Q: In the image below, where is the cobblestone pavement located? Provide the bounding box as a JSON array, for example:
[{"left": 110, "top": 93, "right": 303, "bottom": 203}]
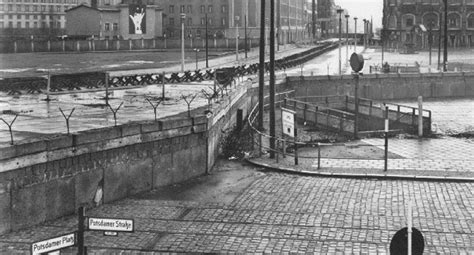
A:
[{"left": 0, "top": 171, "right": 472, "bottom": 253}]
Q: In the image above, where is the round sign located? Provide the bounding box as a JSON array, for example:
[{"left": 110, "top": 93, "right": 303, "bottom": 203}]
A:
[
  {"left": 350, "top": 53, "right": 364, "bottom": 73},
  {"left": 390, "top": 227, "right": 425, "bottom": 255}
]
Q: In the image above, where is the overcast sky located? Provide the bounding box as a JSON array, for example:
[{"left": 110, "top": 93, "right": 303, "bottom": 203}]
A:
[{"left": 334, "top": 0, "right": 383, "bottom": 31}]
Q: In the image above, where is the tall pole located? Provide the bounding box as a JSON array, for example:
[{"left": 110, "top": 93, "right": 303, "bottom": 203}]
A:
[
  {"left": 443, "top": 0, "right": 448, "bottom": 72},
  {"left": 269, "top": 0, "right": 276, "bottom": 159},
  {"left": 354, "top": 17, "right": 358, "bottom": 51},
  {"left": 258, "top": 0, "right": 265, "bottom": 132},
  {"left": 236, "top": 16, "right": 239, "bottom": 64},
  {"left": 429, "top": 24, "right": 432, "bottom": 66},
  {"left": 181, "top": 13, "right": 185, "bottom": 72},
  {"left": 245, "top": 14, "right": 248, "bottom": 58},
  {"left": 337, "top": 9, "right": 343, "bottom": 75},
  {"left": 438, "top": 7, "right": 442, "bottom": 70},
  {"left": 312, "top": 0, "right": 316, "bottom": 42},
  {"left": 345, "top": 14, "right": 350, "bottom": 66},
  {"left": 205, "top": 13, "right": 209, "bottom": 68}
]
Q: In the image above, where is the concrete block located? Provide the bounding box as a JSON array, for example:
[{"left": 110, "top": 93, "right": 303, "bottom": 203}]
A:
[
  {"left": 191, "top": 124, "right": 207, "bottom": 134},
  {"left": 0, "top": 146, "right": 15, "bottom": 161},
  {"left": 193, "top": 115, "right": 208, "bottom": 125},
  {"left": 121, "top": 122, "right": 142, "bottom": 137},
  {"left": 14, "top": 139, "right": 47, "bottom": 157},
  {"left": 0, "top": 181, "right": 11, "bottom": 234},
  {"left": 160, "top": 117, "right": 193, "bottom": 130},
  {"left": 46, "top": 135, "right": 73, "bottom": 151},
  {"left": 74, "top": 127, "right": 121, "bottom": 146},
  {"left": 74, "top": 165, "right": 103, "bottom": 209},
  {"left": 140, "top": 121, "right": 162, "bottom": 133},
  {"left": 44, "top": 177, "right": 75, "bottom": 221},
  {"left": 11, "top": 183, "right": 46, "bottom": 231}
]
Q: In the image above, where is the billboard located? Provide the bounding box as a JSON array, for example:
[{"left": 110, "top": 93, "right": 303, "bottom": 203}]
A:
[{"left": 129, "top": 4, "right": 146, "bottom": 34}]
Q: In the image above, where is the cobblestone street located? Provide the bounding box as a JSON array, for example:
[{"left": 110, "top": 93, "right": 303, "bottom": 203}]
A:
[{"left": 0, "top": 163, "right": 472, "bottom": 253}]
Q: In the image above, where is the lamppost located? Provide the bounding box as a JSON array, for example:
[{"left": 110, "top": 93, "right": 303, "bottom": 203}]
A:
[
  {"left": 163, "top": 33, "right": 167, "bottom": 49},
  {"left": 428, "top": 22, "right": 433, "bottom": 66},
  {"left": 205, "top": 13, "right": 209, "bottom": 68},
  {"left": 235, "top": 15, "right": 240, "bottom": 64},
  {"left": 354, "top": 17, "right": 358, "bottom": 51},
  {"left": 443, "top": 0, "right": 448, "bottom": 72},
  {"left": 362, "top": 19, "right": 367, "bottom": 49},
  {"left": 337, "top": 9, "right": 344, "bottom": 75},
  {"left": 345, "top": 14, "right": 350, "bottom": 65},
  {"left": 193, "top": 48, "right": 200, "bottom": 70},
  {"left": 180, "top": 13, "right": 186, "bottom": 72}
]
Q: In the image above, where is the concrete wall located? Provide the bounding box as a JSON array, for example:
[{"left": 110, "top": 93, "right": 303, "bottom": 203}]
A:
[
  {"left": 287, "top": 72, "right": 474, "bottom": 100},
  {"left": 0, "top": 80, "right": 255, "bottom": 234}
]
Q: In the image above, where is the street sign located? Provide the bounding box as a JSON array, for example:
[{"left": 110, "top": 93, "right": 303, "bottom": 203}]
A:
[
  {"left": 88, "top": 217, "right": 134, "bottom": 233},
  {"left": 31, "top": 232, "right": 76, "bottom": 255},
  {"left": 350, "top": 53, "right": 364, "bottom": 72},
  {"left": 390, "top": 227, "right": 424, "bottom": 255},
  {"left": 282, "top": 108, "right": 296, "bottom": 138}
]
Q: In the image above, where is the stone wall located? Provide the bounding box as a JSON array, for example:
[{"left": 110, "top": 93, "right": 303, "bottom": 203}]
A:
[
  {"left": 287, "top": 72, "right": 474, "bottom": 100},
  {"left": 0, "top": 80, "right": 254, "bottom": 234}
]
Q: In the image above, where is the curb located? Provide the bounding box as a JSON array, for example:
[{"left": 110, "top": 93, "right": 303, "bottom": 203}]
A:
[{"left": 246, "top": 159, "right": 474, "bottom": 183}]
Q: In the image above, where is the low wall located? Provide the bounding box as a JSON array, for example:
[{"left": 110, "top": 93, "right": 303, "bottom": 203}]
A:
[
  {"left": 288, "top": 72, "right": 474, "bottom": 100},
  {"left": 0, "top": 80, "right": 255, "bottom": 234}
]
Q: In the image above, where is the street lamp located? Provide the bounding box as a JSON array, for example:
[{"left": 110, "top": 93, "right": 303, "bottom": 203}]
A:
[
  {"left": 362, "top": 19, "right": 367, "bottom": 49},
  {"left": 205, "top": 13, "right": 209, "bottom": 68},
  {"left": 428, "top": 22, "right": 433, "bottom": 66},
  {"left": 235, "top": 16, "right": 240, "bottom": 64},
  {"left": 193, "top": 48, "right": 200, "bottom": 70},
  {"left": 443, "top": 0, "right": 448, "bottom": 72},
  {"left": 354, "top": 17, "right": 358, "bottom": 51},
  {"left": 180, "top": 13, "right": 186, "bottom": 72},
  {"left": 345, "top": 14, "right": 350, "bottom": 65},
  {"left": 337, "top": 9, "right": 344, "bottom": 75}
]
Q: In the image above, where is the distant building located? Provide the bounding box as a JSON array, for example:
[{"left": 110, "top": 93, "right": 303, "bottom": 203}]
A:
[
  {"left": 0, "top": 0, "right": 91, "bottom": 40},
  {"left": 65, "top": 3, "right": 163, "bottom": 39},
  {"left": 383, "top": 0, "right": 474, "bottom": 48}
]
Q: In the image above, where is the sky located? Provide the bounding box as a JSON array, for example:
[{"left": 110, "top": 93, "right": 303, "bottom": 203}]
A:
[{"left": 334, "top": 0, "right": 383, "bottom": 32}]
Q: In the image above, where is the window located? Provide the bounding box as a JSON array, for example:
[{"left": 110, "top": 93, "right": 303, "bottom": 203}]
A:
[
  {"left": 105, "top": 22, "right": 109, "bottom": 31},
  {"left": 221, "top": 18, "right": 226, "bottom": 26},
  {"left": 200, "top": 5, "right": 204, "bottom": 13},
  {"left": 169, "top": 17, "right": 174, "bottom": 25},
  {"left": 0, "top": 14, "right": 3, "bottom": 19},
  {"left": 33, "top": 5, "right": 38, "bottom": 11},
  {"left": 169, "top": 5, "right": 174, "bottom": 13},
  {"left": 33, "top": 21, "right": 37, "bottom": 27},
  {"left": 7, "top": 4, "right": 12, "bottom": 11},
  {"left": 8, "top": 21, "right": 12, "bottom": 27},
  {"left": 25, "top": 5, "right": 29, "bottom": 11},
  {"left": 467, "top": 0, "right": 474, "bottom": 5},
  {"left": 208, "top": 5, "right": 213, "bottom": 13},
  {"left": 41, "top": 5, "right": 45, "bottom": 11},
  {"left": 187, "top": 5, "right": 191, "bottom": 13},
  {"left": 104, "top": 0, "right": 110, "bottom": 5},
  {"left": 200, "top": 17, "right": 205, "bottom": 25},
  {"left": 33, "top": 14, "right": 37, "bottom": 19},
  {"left": 221, "top": 5, "right": 227, "bottom": 13},
  {"left": 0, "top": 5, "right": 3, "bottom": 11},
  {"left": 406, "top": 18, "right": 413, "bottom": 27},
  {"left": 16, "top": 4, "right": 20, "bottom": 11},
  {"left": 388, "top": 0, "right": 397, "bottom": 5},
  {"left": 180, "top": 5, "right": 184, "bottom": 13},
  {"left": 56, "top": 5, "right": 60, "bottom": 12},
  {"left": 25, "top": 21, "right": 29, "bottom": 28},
  {"left": 17, "top": 21, "right": 21, "bottom": 28},
  {"left": 113, "top": 23, "right": 117, "bottom": 31},
  {"left": 186, "top": 17, "right": 192, "bottom": 26},
  {"left": 0, "top": 22, "right": 3, "bottom": 28},
  {"left": 208, "top": 18, "right": 212, "bottom": 25},
  {"left": 17, "top": 14, "right": 21, "bottom": 19}
]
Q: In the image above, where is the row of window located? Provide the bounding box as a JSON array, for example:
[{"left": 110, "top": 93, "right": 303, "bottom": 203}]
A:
[
  {"left": 167, "top": 17, "right": 227, "bottom": 27},
  {"left": 1, "top": 4, "right": 69, "bottom": 12},
  {"left": 169, "top": 4, "right": 227, "bottom": 14},
  {"left": 104, "top": 22, "right": 118, "bottom": 31},
  {"left": 387, "top": 13, "right": 474, "bottom": 28},
  {"left": 0, "top": 14, "right": 63, "bottom": 20},
  {"left": 388, "top": 0, "right": 474, "bottom": 5},
  {"left": 0, "top": 0, "right": 78, "bottom": 3},
  {"left": 0, "top": 20, "right": 62, "bottom": 28}
]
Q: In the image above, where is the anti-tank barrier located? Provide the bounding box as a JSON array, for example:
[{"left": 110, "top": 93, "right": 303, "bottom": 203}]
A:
[{"left": 0, "top": 42, "right": 337, "bottom": 95}]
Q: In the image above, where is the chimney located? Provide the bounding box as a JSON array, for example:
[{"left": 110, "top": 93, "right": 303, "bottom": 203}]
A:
[{"left": 91, "top": 0, "right": 97, "bottom": 9}]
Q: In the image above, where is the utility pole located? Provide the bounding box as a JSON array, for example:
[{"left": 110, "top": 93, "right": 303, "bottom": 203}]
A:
[
  {"left": 345, "top": 14, "right": 350, "bottom": 65},
  {"left": 443, "top": 0, "right": 448, "bottom": 72},
  {"left": 269, "top": 0, "right": 276, "bottom": 158},
  {"left": 438, "top": 6, "right": 442, "bottom": 70},
  {"left": 354, "top": 17, "right": 358, "bottom": 51},
  {"left": 337, "top": 9, "right": 343, "bottom": 75},
  {"left": 205, "top": 13, "right": 209, "bottom": 68},
  {"left": 258, "top": 0, "right": 265, "bottom": 132}
]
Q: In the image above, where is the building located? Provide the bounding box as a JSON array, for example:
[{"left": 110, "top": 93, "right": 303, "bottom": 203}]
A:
[
  {"left": 383, "top": 0, "right": 474, "bottom": 49},
  {"left": 0, "top": 0, "right": 91, "bottom": 41},
  {"left": 65, "top": 2, "right": 163, "bottom": 39},
  {"left": 317, "top": 0, "right": 336, "bottom": 38}
]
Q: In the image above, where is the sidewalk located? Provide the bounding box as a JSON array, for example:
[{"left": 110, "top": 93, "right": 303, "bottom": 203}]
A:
[{"left": 248, "top": 136, "right": 474, "bottom": 182}]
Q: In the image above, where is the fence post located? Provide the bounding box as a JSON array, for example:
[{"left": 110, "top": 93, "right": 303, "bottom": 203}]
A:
[
  {"left": 116, "top": 40, "right": 120, "bottom": 51},
  {"left": 258, "top": 133, "right": 262, "bottom": 157},
  {"left": 62, "top": 40, "right": 65, "bottom": 52},
  {"left": 303, "top": 104, "right": 307, "bottom": 123},
  {"left": 105, "top": 72, "right": 109, "bottom": 106},
  {"left": 46, "top": 71, "right": 51, "bottom": 101},
  {"left": 76, "top": 41, "right": 80, "bottom": 51},
  {"left": 294, "top": 128, "right": 298, "bottom": 165},
  {"left": 129, "top": 39, "right": 132, "bottom": 51},
  {"left": 275, "top": 140, "right": 279, "bottom": 163},
  {"left": 48, "top": 40, "right": 51, "bottom": 51},
  {"left": 13, "top": 41, "right": 17, "bottom": 53},
  {"left": 31, "top": 40, "right": 35, "bottom": 52},
  {"left": 317, "top": 143, "right": 321, "bottom": 169},
  {"left": 384, "top": 106, "right": 389, "bottom": 172},
  {"left": 77, "top": 206, "right": 86, "bottom": 255},
  {"left": 162, "top": 72, "right": 166, "bottom": 102},
  {"left": 418, "top": 96, "right": 423, "bottom": 137},
  {"left": 315, "top": 106, "right": 318, "bottom": 125}
]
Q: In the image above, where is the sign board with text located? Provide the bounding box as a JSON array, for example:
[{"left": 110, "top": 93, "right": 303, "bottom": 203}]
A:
[
  {"left": 88, "top": 217, "right": 134, "bottom": 233},
  {"left": 282, "top": 108, "right": 296, "bottom": 138},
  {"left": 31, "top": 232, "right": 76, "bottom": 255}
]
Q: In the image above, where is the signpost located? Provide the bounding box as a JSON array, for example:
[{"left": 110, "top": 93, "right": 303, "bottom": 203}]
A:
[
  {"left": 88, "top": 217, "right": 134, "bottom": 236},
  {"left": 350, "top": 53, "right": 364, "bottom": 139},
  {"left": 281, "top": 108, "right": 298, "bottom": 165},
  {"left": 31, "top": 232, "right": 76, "bottom": 255}
]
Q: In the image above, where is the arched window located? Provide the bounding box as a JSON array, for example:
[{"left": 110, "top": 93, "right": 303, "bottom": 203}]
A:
[
  {"left": 388, "top": 15, "right": 397, "bottom": 29},
  {"left": 423, "top": 12, "right": 438, "bottom": 29},
  {"left": 447, "top": 12, "right": 461, "bottom": 29},
  {"left": 468, "top": 13, "right": 474, "bottom": 28},
  {"left": 401, "top": 14, "right": 415, "bottom": 29}
]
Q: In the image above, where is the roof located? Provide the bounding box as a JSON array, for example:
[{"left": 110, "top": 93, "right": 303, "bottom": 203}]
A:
[{"left": 65, "top": 4, "right": 120, "bottom": 13}]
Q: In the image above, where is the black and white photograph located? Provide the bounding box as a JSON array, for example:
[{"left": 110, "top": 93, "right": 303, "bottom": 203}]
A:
[{"left": 0, "top": 0, "right": 472, "bottom": 253}]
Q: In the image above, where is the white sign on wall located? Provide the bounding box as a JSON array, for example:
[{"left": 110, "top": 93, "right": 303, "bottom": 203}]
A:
[
  {"left": 282, "top": 108, "right": 296, "bottom": 138},
  {"left": 88, "top": 217, "right": 134, "bottom": 232},
  {"left": 31, "top": 232, "right": 76, "bottom": 255}
]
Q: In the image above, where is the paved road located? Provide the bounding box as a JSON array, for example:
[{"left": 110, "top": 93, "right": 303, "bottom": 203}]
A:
[{"left": 0, "top": 161, "right": 471, "bottom": 253}]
